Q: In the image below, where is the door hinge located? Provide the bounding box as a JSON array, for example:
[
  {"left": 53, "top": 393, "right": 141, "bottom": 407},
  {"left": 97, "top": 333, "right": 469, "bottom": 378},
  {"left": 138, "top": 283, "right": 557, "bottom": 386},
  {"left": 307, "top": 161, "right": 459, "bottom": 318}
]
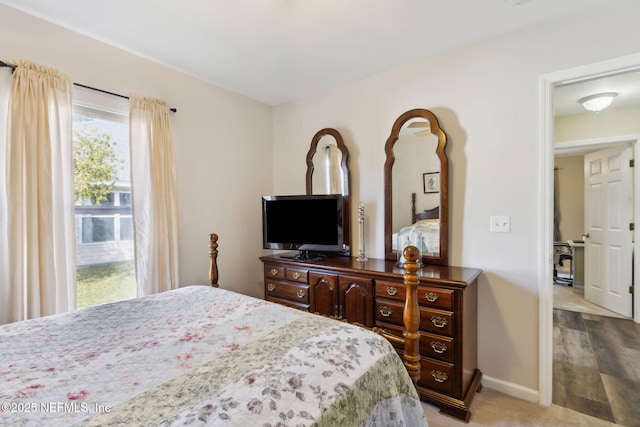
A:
[
  {"left": 630, "top": 286, "right": 634, "bottom": 294},
  {"left": 630, "top": 223, "right": 635, "bottom": 231},
  {"left": 630, "top": 159, "right": 635, "bottom": 167}
]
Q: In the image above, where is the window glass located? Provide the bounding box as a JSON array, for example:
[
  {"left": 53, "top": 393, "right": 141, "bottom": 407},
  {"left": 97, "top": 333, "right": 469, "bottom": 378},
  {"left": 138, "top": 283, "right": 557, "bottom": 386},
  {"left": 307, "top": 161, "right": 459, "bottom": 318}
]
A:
[
  {"left": 82, "top": 216, "right": 115, "bottom": 243},
  {"left": 73, "top": 89, "right": 136, "bottom": 309},
  {"left": 119, "top": 192, "right": 131, "bottom": 206},
  {"left": 104, "top": 192, "right": 115, "bottom": 206},
  {"left": 120, "top": 216, "right": 133, "bottom": 241}
]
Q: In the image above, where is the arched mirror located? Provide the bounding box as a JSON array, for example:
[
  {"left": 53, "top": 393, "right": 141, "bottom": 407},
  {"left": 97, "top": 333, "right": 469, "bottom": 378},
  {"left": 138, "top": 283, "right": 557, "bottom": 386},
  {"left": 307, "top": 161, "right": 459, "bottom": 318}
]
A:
[
  {"left": 306, "top": 128, "right": 351, "bottom": 254},
  {"left": 384, "top": 109, "right": 448, "bottom": 265}
]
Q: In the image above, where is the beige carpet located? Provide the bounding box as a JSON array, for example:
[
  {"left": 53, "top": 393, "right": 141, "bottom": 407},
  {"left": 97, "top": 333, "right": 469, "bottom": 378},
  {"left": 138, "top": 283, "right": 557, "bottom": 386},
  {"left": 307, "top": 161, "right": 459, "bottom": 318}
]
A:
[{"left": 421, "top": 388, "right": 620, "bottom": 426}]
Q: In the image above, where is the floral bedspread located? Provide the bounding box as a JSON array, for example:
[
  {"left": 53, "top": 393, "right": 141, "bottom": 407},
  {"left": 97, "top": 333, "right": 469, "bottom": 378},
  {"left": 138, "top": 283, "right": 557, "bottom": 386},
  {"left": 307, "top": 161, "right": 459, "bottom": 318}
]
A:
[{"left": 0, "top": 286, "right": 427, "bottom": 426}]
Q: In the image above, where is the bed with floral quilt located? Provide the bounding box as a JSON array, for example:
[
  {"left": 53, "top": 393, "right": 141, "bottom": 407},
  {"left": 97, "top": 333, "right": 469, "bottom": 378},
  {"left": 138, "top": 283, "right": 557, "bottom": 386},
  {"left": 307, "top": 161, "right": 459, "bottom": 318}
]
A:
[{"left": 0, "top": 284, "right": 427, "bottom": 426}]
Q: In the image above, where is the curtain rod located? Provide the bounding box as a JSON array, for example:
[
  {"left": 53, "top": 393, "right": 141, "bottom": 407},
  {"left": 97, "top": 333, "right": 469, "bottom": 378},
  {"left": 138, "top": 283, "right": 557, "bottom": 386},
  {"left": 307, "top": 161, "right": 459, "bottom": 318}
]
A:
[
  {"left": 0, "top": 60, "right": 16, "bottom": 72},
  {"left": 74, "top": 83, "right": 177, "bottom": 113},
  {"left": 1, "top": 60, "right": 177, "bottom": 113}
]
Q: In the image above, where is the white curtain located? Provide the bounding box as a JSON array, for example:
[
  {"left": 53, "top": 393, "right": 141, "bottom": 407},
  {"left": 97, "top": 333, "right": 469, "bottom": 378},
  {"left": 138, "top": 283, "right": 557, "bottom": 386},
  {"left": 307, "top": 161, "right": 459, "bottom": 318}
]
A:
[
  {"left": 2, "top": 60, "right": 76, "bottom": 324},
  {"left": 327, "top": 144, "right": 342, "bottom": 194},
  {"left": 0, "top": 65, "right": 12, "bottom": 324},
  {"left": 129, "top": 94, "right": 179, "bottom": 296}
]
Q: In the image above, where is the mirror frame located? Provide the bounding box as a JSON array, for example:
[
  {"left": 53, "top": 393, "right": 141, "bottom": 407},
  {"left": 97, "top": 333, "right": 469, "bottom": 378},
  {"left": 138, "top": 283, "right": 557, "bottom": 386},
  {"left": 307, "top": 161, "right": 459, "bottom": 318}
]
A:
[
  {"left": 384, "top": 109, "right": 449, "bottom": 265},
  {"left": 305, "top": 127, "right": 351, "bottom": 254}
]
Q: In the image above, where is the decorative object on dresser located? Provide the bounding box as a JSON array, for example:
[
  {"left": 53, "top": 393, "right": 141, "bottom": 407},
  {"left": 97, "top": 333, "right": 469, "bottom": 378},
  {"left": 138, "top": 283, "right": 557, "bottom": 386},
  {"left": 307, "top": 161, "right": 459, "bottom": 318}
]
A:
[
  {"left": 356, "top": 201, "right": 368, "bottom": 262},
  {"left": 260, "top": 252, "right": 482, "bottom": 422}
]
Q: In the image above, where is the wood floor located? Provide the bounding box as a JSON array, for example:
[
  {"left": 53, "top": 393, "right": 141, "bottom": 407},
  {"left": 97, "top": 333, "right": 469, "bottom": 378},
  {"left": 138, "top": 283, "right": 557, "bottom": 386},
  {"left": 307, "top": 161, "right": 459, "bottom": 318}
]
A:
[{"left": 553, "top": 307, "right": 640, "bottom": 427}]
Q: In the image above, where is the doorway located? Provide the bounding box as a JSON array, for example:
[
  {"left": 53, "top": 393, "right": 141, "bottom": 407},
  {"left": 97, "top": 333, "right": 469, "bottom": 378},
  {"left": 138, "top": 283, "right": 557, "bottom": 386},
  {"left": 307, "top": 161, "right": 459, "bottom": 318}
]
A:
[
  {"left": 554, "top": 140, "right": 635, "bottom": 318},
  {"left": 539, "top": 53, "right": 640, "bottom": 406}
]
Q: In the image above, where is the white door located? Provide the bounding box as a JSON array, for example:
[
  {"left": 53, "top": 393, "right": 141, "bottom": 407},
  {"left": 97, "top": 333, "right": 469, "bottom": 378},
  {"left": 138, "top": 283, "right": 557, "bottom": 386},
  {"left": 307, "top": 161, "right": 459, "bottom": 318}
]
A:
[{"left": 584, "top": 144, "right": 633, "bottom": 317}]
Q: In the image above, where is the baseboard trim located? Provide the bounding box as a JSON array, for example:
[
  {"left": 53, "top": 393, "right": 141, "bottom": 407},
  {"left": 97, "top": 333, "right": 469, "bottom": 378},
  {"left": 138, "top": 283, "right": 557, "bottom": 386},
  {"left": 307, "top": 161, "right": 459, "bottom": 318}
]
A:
[{"left": 481, "top": 375, "right": 540, "bottom": 404}]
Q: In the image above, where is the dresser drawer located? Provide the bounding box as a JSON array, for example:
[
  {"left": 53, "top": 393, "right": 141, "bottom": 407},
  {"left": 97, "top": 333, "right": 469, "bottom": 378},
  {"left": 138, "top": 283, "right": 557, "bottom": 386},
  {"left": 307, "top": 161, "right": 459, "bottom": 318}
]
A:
[
  {"left": 421, "top": 331, "right": 455, "bottom": 363},
  {"left": 375, "top": 321, "right": 455, "bottom": 364},
  {"left": 373, "top": 321, "right": 406, "bottom": 352},
  {"left": 376, "top": 299, "right": 454, "bottom": 337},
  {"left": 264, "top": 265, "right": 285, "bottom": 280},
  {"left": 266, "top": 296, "right": 309, "bottom": 311},
  {"left": 286, "top": 267, "right": 308, "bottom": 283},
  {"left": 265, "top": 280, "right": 310, "bottom": 304},
  {"left": 376, "top": 281, "right": 455, "bottom": 311},
  {"left": 376, "top": 280, "right": 406, "bottom": 301},
  {"left": 419, "top": 357, "right": 455, "bottom": 395},
  {"left": 375, "top": 299, "right": 405, "bottom": 325},
  {"left": 419, "top": 286, "right": 454, "bottom": 310},
  {"left": 422, "top": 307, "right": 454, "bottom": 337}
]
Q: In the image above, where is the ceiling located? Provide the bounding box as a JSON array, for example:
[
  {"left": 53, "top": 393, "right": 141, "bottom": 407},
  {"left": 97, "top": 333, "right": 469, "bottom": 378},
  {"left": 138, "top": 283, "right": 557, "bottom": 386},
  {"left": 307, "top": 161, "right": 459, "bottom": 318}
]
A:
[
  {"left": 0, "top": 0, "right": 628, "bottom": 106},
  {"left": 554, "top": 70, "right": 640, "bottom": 116}
]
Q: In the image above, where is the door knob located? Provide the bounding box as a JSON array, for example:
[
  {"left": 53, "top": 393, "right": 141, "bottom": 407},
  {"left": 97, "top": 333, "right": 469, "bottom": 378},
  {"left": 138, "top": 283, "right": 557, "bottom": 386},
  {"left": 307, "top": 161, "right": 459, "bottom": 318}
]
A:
[{"left": 582, "top": 232, "right": 590, "bottom": 239}]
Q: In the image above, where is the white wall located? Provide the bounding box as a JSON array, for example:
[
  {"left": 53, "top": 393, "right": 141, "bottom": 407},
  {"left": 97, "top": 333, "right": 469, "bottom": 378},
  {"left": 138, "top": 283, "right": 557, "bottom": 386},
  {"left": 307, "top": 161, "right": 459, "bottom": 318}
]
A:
[
  {"left": 0, "top": 4, "right": 273, "bottom": 298},
  {"left": 556, "top": 106, "right": 640, "bottom": 142},
  {"left": 553, "top": 155, "right": 584, "bottom": 243},
  {"left": 272, "top": 1, "right": 640, "bottom": 398}
]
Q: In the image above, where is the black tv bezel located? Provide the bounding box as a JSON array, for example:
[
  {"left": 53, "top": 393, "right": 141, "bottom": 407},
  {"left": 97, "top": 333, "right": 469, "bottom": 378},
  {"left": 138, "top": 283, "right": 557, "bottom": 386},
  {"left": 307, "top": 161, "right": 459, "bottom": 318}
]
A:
[{"left": 261, "top": 194, "right": 347, "bottom": 255}]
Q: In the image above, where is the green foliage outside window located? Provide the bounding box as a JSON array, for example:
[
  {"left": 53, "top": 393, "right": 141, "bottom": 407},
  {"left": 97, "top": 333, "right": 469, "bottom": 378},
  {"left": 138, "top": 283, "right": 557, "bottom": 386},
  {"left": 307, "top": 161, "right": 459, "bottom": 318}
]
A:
[{"left": 73, "top": 127, "right": 123, "bottom": 205}]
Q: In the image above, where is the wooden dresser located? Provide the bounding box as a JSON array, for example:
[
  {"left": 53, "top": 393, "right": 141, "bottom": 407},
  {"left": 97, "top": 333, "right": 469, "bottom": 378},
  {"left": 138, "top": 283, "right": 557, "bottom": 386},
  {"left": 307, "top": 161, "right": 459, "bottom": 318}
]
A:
[{"left": 260, "top": 252, "right": 482, "bottom": 421}]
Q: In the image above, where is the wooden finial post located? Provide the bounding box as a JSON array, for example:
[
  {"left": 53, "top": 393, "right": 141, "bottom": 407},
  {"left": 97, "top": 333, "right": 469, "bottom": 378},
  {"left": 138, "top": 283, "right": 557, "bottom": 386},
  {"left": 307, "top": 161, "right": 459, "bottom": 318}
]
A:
[
  {"left": 209, "top": 233, "right": 219, "bottom": 287},
  {"left": 411, "top": 192, "right": 417, "bottom": 224},
  {"left": 402, "top": 245, "right": 421, "bottom": 384}
]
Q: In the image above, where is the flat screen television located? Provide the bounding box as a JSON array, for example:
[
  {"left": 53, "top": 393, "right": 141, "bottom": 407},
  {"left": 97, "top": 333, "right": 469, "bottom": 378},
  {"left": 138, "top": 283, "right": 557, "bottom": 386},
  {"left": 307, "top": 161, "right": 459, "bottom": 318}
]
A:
[{"left": 262, "top": 194, "right": 347, "bottom": 260}]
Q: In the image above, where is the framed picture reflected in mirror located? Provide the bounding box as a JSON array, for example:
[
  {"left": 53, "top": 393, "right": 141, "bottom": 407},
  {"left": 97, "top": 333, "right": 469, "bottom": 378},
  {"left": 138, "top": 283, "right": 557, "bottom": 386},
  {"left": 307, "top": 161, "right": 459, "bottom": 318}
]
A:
[{"left": 423, "top": 172, "right": 440, "bottom": 194}]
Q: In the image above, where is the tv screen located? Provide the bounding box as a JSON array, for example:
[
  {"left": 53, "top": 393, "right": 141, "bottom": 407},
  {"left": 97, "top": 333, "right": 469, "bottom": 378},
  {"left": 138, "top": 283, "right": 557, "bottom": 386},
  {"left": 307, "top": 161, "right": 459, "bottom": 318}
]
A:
[{"left": 262, "top": 194, "right": 346, "bottom": 257}]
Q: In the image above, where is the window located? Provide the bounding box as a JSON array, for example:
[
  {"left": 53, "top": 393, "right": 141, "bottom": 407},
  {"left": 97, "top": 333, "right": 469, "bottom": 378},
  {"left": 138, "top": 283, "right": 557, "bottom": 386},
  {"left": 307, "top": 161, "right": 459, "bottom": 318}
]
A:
[
  {"left": 120, "top": 216, "right": 133, "bottom": 241},
  {"left": 73, "top": 88, "right": 136, "bottom": 308},
  {"left": 82, "top": 216, "right": 115, "bottom": 243},
  {"left": 77, "top": 191, "right": 132, "bottom": 244},
  {"left": 120, "top": 192, "right": 131, "bottom": 206},
  {"left": 103, "top": 192, "right": 115, "bottom": 206}
]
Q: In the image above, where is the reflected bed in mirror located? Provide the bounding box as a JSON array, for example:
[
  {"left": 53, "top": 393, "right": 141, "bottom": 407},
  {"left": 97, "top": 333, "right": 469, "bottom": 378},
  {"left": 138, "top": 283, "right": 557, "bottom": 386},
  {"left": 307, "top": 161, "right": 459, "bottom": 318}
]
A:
[
  {"left": 385, "top": 109, "right": 449, "bottom": 265},
  {"left": 392, "top": 194, "right": 440, "bottom": 266},
  {"left": 306, "top": 128, "right": 351, "bottom": 255}
]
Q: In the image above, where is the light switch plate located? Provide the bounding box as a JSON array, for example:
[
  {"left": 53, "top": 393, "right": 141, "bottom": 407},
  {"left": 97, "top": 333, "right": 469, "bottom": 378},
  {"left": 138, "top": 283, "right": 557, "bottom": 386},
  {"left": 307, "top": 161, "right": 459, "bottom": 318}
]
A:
[{"left": 490, "top": 215, "right": 511, "bottom": 233}]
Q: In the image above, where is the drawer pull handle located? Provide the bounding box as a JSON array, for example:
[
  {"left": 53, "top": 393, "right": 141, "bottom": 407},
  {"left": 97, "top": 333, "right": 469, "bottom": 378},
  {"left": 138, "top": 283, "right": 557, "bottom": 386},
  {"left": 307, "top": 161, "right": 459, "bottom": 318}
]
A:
[
  {"left": 431, "top": 316, "right": 448, "bottom": 328},
  {"left": 379, "top": 306, "right": 393, "bottom": 317},
  {"left": 296, "top": 289, "right": 306, "bottom": 299},
  {"left": 270, "top": 268, "right": 279, "bottom": 276},
  {"left": 292, "top": 272, "right": 301, "bottom": 280},
  {"left": 430, "top": 341, "right": 448, "bottom": 354},
  {"left": 425, "top": 292, "right": 439, "bottom": 303},
  {"left": 431, "top": 370, "right": 448, "bottom": 383},
  {"left": 386, "top": 286, "right": 398, "bottom": 296},
  {"left": 267, "top": 283, "right": 276, "bottom": 292}
]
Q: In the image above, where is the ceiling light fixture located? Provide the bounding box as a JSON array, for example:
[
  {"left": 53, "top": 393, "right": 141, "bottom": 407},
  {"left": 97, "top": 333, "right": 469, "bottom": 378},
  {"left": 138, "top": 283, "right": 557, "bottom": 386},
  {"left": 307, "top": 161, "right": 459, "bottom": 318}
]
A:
[{"left": 579, "top": 92, "right": 618, "bottom": 112}]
